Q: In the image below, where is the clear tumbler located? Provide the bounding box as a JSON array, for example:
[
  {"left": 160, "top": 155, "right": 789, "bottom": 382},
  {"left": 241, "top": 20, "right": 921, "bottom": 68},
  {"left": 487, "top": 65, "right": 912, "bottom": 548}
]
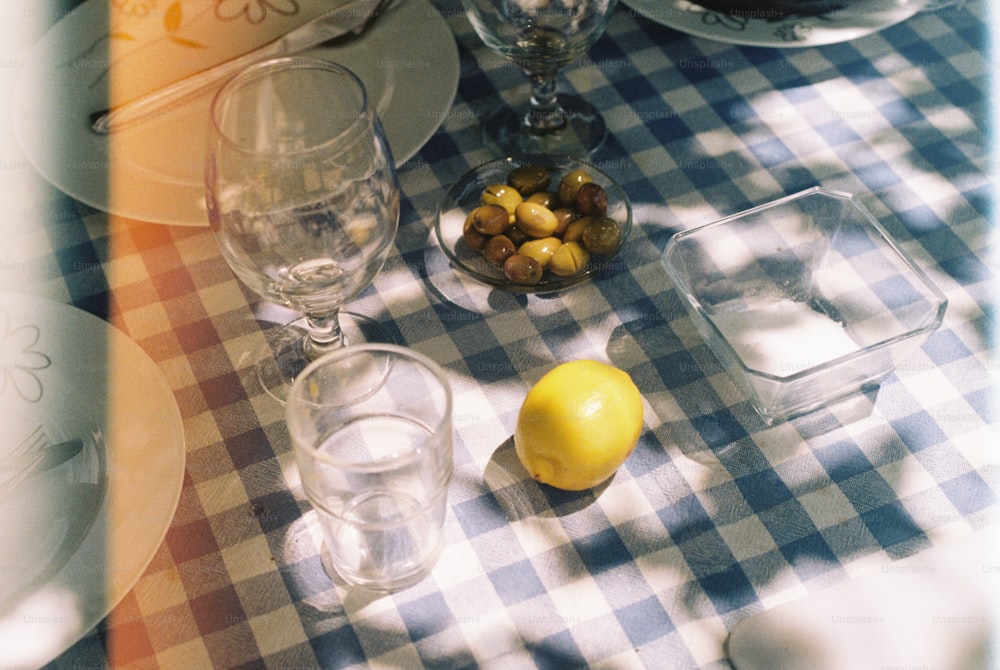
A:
[{"left": 286, "top": 344, "right": 453, "bottom": 592}]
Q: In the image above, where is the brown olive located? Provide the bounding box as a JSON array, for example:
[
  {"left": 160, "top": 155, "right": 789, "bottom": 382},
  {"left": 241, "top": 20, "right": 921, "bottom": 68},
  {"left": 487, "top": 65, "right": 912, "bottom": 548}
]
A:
[
  {"left": 503, "top": 253, "right": 543, "bottom": 285},
  {"left": 462, "top": 213, "right": 489, "bottom": 251},
  {"left": 506, "top": 225, "right": 530, "bottom": 247},
  {"left": 582, "top": 217, "right": 621, "bottom": 254},
  {"left": 508, "top": 165, "right": 551, "bottom": 196},
  {"left": 552, "top": 207, "right": 577, "bottom": 236},
  {"left": 575, "top": 182, "right": 608, "bottom": 218},
  {"left": 484, "top": 234, "right": 516, "bottom": 267},
  {"left": 558, "top": 169, "right": 593, "bottom": 206},
  {"left": 470, "top": 204, "right": 510, "bottom": 236}
]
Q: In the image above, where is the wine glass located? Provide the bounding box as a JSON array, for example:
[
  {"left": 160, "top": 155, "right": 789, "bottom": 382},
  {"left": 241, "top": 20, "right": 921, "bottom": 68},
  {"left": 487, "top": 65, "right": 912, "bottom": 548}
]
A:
[
  {"left": 205, "top": 56, "right": 400, "bottom": 403},
  {"left": 462, "top": 0, "right": 619, "bottom": 158}
]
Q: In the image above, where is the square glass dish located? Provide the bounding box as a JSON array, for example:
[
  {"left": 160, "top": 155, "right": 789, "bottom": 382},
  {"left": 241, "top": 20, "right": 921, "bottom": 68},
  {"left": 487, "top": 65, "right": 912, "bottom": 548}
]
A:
[{"left": 661, "top": 187, "right": 948, "bottom": 424}]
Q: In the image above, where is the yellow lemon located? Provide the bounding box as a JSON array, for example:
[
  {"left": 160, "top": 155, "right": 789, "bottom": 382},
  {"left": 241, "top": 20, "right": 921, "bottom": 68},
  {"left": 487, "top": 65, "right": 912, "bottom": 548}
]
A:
[{"left": 514, "top": 360, "right": 643, "bottom": 491}]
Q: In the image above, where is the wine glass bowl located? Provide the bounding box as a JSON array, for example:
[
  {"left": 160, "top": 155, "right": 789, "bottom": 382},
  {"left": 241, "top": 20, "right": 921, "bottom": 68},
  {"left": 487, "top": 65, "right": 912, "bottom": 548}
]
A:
[
  {"left": 462, "top": 0, "right": 619, "bottom": 157},
  {"left": 205, "top": 56, "right": 400, "bottom": 402}
]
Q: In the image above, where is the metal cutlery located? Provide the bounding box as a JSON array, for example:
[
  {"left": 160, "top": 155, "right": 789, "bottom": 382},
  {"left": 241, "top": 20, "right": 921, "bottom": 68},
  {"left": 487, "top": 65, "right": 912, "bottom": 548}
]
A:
[
  {"left": 1, "top": 429, "right": 84, "bottom": 498},
  {"left": 89, "top": 0, "right": 396, "bottom": 134}
]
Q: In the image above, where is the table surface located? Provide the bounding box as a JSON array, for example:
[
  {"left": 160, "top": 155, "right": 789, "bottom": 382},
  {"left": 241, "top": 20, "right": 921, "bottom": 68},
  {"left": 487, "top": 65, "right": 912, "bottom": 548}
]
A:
[{"left": 2, "top": 0, "right": 997, "bottom": 667}]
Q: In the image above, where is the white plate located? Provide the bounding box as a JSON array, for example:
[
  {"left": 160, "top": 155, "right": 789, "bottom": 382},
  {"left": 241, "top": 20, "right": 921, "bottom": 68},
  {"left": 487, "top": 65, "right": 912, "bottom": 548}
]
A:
[
  {"left": 622, "top": 0, "right": 927, "bottom": 46},
  {"left": 13, "top": 0, "right": 459, "bottom": 226},
  {"left": 0, "top": 293, "right": 185, "bottom": 669}
]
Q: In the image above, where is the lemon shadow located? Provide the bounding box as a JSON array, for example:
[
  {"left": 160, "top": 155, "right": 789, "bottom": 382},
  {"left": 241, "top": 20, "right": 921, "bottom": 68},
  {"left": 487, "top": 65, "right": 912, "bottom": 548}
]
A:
[{"left": 483, "top": 436, "right": 612, "bottom": 520}]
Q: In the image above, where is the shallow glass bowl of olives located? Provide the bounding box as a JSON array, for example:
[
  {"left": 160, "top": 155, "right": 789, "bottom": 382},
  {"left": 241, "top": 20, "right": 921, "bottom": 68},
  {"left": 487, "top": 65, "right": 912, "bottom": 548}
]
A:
[{"left": 434, "top": 157, "right": 633, "bottom": 293}]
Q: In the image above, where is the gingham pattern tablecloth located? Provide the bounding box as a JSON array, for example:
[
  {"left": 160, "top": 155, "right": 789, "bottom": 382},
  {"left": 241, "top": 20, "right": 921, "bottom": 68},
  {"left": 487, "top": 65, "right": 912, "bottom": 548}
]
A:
[{"left": 9, "top": 0, "right": 997, "bottom": 667}]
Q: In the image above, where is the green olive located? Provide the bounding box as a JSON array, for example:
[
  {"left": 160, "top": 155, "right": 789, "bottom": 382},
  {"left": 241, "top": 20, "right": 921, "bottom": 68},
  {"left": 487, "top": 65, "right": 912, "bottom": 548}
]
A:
[
  {"left": 527, "top": 191, "right": 557, "bottom": 209},
  {"left": 575, "top": 182, "right": 608, "bottom": 218},
  {"left": 508, "top": 165, "right": 551, "bottom": 196},
  {"left": 503, "top": 253, "right": 543, "bottom": 285},
  {"left": 484, "top": 234, "right": 516, "bottom": 267},
  {"left": 470, "top": 204, "right": 510, "bottom": 236},
  {"left": 562, "top": 216, "right": 592, "bottom": 244},
  {"left": 550, "top": 241, "right": 590, "bottom": 276},
  {"left": 558, "top": 169, "right": 593, "bottom": 207},
  {"left": 514, "top": 201, "right": 559, "bottom": 238},
  {"left": 481, "top": 183, "right": 523, "bottom": 219},
  {"left": 582, "top": 217, "right": 621, "bottom": 254},
  {"left": 518, "top": 236, "right": 562, "bottom": 268}
]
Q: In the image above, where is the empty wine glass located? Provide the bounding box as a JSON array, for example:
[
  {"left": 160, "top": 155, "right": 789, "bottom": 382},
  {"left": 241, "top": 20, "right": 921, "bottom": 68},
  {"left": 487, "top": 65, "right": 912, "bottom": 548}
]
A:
[
  {"left": 462, "top": 0, "right": 619, "bottom": 158},
  {"left": 205, "top": 56, "right": 400, "bottom": 403}
]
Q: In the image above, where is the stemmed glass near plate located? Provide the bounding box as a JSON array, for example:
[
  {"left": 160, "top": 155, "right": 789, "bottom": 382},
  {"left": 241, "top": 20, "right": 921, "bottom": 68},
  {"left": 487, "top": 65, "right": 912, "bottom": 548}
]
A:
[
  {"left": 205, "top": 56, "right": 400, "bottom": 403},
  {"left": 462, "top": 0, "right": 619, "bottom": 157}
]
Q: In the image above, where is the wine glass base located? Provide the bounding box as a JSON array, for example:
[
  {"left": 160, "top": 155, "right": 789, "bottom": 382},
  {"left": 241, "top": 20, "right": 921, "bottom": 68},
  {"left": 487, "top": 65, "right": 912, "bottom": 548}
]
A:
[
  {"left": 255, "top": 312, "right": 394, "bottom": 404},
  {"left": 484, "top": 93, "right": 607, "bottom": 158}
]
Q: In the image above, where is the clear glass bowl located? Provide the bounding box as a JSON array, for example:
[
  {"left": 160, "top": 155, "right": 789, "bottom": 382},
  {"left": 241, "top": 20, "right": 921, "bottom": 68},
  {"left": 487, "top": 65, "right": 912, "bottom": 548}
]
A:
[
  {"left": 661, "top": 187, "right": 948, "bottom": 424},
  {"left": 434, "top": 156, "right": 632, "bottom": 294}
]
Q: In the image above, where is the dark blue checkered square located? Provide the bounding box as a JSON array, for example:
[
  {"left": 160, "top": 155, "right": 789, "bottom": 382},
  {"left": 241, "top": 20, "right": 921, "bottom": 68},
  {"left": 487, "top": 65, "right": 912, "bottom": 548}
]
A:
[
  {"left": 779, "top": 532, "right": 840, "bottom": 580},
  {"left": 488, "top": 559, "right": 547, "bottom": 606},
  {"left": 891, "top": 411, "right": 949, "bottom": 453},
  {"left": 658, "top": 493, "right": 714, "bottom": 545},
  {"left": 815, "top": 440, "right": 873, "bottom": 482},
  {"left": 615, "top": 596, "right": 675, "bottom": 646},
  {"left": 734, "top": 469, "right": 794, "bottom": 513},
  {"left": 573, "top": 527, "right": 634, "bottom": 575},
  {"left": 397, "top": 592, "right": 456, "bottom": 641},
  {"left": 454, "top": 493, "right": 509, "bottom": 538},
  {"left": 699, "top": 563, "right": 757, "bottom": 615},
  {"left": 939, "top": 472, "right": 997, "bottom": 516},
  {"left": 861, "top": 501, "right": 924, "bottom": 549}
]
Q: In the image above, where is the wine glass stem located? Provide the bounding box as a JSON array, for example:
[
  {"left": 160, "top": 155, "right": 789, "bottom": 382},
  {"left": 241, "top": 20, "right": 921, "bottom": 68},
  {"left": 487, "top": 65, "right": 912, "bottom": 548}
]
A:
[
  {"left": 304, "top": 309, "right": 345, "bottom": 359},
  {"left": 524, "top": 72, "right": 567, "bottom": 135}
]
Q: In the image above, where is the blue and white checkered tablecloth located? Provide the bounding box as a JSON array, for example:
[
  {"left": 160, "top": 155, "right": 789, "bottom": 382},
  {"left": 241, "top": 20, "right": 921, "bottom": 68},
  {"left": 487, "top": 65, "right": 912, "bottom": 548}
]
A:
[{"left": 6, "top": 0, "right": 996, "bottom": 667}]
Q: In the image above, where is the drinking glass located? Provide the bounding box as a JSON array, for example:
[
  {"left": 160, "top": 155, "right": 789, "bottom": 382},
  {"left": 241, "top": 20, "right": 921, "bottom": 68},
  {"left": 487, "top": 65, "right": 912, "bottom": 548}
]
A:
[
  {"left": 286, "top": 344, "right": 453, "bottom": 592},
  {"left": 205, "top": 57, "right": 400, "bottom": 403},
  {"left": 462, "top": 0, "right": 619, "bottom": 157}
]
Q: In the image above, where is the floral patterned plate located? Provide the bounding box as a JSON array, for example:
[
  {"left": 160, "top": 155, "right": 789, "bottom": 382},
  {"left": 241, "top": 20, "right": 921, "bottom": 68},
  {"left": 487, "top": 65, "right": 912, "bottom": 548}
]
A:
[
  {"left": 13, "top": 0, "right": 459, "bottom": 225},
  {"left": 0, "top": 293, "right": 185, "bottom": 669},
  {"left": 622, "top": 0, "right": 928, "bottom": 46}
]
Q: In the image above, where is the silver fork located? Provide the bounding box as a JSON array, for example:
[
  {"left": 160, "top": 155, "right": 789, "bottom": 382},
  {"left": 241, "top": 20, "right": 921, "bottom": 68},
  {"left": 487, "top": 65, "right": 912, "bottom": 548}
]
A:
[
  {"left": 0, "top": 427, "right": 48, "bottom": 499},
  {"left": 89, "top": 0, "right": 398, "bottom": 134}
]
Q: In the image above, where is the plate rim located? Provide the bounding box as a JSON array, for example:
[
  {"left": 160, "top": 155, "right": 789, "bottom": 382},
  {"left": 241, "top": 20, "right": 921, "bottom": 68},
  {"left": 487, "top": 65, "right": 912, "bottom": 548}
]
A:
[
  {"left": 621, "top": 0, "right": 924, "bottom": 47},
  {"left": 13, "top": 0, "right": 459, "bottom": 226}
]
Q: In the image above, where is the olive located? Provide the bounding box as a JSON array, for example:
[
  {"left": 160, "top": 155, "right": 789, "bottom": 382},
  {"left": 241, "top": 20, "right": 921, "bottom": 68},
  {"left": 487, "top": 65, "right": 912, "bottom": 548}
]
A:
[
  {"left": 558, "top": 169, "right": 593, "bottom": 206},
  {"left": 514, "top": 201, "right": 559, "bottom": 238},
  {"left": 518, "top": 237, "right": 561, "bottom": 268},
  {"left": 506, "top": 225, "right": 530, "bottom": 247},
  {"left": 527, "top": 191, "right": 557, "bottom": 209},
  {"left": 470, "top": 204, "right": 510, "bottom": 236},
  {"left": 574, "top": 182, "right": 608, "bottom": 218},
  {"left": 481, "top": 183, "right": 523, "bottom": 219},
  {"left": 508, "top": 165, "right": 551, "bottom": 196},
  {"left": 550, "top": 241, "right": 590, "bottom": 277},
  {"left": 484, "top": 234, "right": 516, "bottom": 267},
  {"left": 562, "top": 216, "right": 592, "bottom": 244},
  {"left": 462, "top": 213, "right": 489, "bottom": 251},
  {"left": 552, "top": 207, "right": 577, "bottom": 236},
  {"left": 582, "top": 217, "right": 621, "bottom": 254},
  {"left": 504, "top": 253, "right": 543, "bottom": 285}
]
